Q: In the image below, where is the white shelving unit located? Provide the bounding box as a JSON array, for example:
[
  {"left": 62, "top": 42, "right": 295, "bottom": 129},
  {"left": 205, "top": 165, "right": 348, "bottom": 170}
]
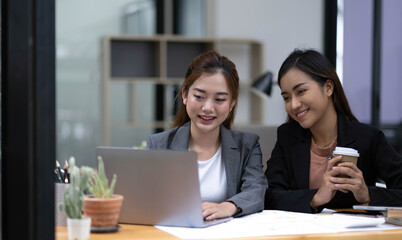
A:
[{"left": 101, "top": 35, "right": 265, "bottom": 146}]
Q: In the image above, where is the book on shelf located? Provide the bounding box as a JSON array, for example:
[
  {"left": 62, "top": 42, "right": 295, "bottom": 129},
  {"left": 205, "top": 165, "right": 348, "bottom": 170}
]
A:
[
  {"left": 385, "top": 217, "right": 402, "bottom": 226},
  {"left": 385, "top": 208, "right": 402, "bottom": 226}
]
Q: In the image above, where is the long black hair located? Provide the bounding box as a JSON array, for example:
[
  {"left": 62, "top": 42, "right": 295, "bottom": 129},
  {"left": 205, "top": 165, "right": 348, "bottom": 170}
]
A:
[{"left": 278, "top": 49, "right": 358, "bottom": 123}]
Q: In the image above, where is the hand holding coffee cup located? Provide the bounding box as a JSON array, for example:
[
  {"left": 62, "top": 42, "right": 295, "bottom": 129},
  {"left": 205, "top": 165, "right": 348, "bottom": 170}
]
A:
[{"left": 332, "top": 147, "right": 359, "bottom": 178}]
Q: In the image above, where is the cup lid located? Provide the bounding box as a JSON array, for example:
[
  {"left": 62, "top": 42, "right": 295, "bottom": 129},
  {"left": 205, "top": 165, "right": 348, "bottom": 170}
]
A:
[{"left": 333, "top": 147, "right": 359, "bottom": 157}]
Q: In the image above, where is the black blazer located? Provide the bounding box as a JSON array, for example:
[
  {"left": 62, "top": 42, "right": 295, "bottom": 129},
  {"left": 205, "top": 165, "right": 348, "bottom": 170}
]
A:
[{"left": 265, "top": 114, "right": 402, "bottom": 213}]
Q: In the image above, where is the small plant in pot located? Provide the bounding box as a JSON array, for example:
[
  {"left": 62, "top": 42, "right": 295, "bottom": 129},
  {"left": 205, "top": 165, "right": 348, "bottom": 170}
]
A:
[
  {"left": 82, "top": 156, "right": 124, "bottom": 232},
  {"left": 59, "top": 157, "right": 93, "bottom": 240}
]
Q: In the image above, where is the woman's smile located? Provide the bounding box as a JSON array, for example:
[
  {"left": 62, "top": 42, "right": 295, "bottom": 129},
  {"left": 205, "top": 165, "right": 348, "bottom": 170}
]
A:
[
  {"left": 295, "top": 109, "right": 309, "bottom": 121},
  {"left": 199, "top": 115, "right": 216, "bottom": 123}
]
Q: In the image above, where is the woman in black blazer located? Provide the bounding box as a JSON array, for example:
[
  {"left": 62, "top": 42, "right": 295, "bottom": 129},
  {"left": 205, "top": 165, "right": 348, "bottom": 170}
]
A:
[{"left": 265, "top": 49, "right": 402, "bottom": 213}]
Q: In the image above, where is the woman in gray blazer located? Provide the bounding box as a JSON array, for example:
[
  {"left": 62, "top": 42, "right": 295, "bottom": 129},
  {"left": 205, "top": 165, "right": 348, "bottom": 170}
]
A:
[{"left": 147, "top": 50, "right": 267, "bottom": 221}]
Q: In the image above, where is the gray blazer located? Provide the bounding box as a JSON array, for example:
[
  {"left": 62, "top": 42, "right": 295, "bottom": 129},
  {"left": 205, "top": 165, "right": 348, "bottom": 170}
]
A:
[{"left": 146, "top": 122, "right": 267, "bottom": 217}]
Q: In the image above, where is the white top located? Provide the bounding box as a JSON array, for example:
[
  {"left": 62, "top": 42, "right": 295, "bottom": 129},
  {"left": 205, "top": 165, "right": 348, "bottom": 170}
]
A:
[{"left": 197, "top": 146, "right": 228, "bottom": 203}]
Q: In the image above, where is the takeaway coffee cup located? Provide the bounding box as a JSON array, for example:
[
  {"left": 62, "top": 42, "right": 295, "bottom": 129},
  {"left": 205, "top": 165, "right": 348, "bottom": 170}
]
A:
[
  {"left": 332, "top": 147, "right": 359, "bottom": 177},
  {"left": 332, "top": 147, "right": 360, "bottom": 165}
]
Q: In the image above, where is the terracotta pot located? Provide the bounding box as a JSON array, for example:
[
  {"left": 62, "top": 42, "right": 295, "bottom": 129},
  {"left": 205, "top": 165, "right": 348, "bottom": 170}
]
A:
[{"left": 82, "top": 194, "right": 124, "bottom": 228}]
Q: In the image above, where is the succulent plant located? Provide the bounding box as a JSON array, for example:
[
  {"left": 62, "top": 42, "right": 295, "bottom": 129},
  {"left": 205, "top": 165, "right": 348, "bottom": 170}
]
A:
[
  {"left": 87, "top": 156, "right": 117, "bottom": 199},
  {"left": 59, "top": 157, "right": 93, "bottom": 219}
]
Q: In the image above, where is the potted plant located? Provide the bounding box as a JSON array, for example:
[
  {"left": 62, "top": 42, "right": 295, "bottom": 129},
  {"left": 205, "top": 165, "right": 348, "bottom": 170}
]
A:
[
  {"left": 82, "top": 156, "right": 124, "bottom": 231},
  {"left": 59, "top": 157, "right": 93, "bottom": 240}
]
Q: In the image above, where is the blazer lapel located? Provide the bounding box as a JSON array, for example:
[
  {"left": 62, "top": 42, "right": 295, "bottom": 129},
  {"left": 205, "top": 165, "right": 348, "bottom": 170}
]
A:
[
  {"left": 220, "top": 126, "right": 240, "bottom": 197},
  {"left": 169, "top": 122, "right": 191, "bottom": 151},
  {"left": 290, "top": 125, "right": 311, "bottom": 189},
  {"left": 337, "top": 114, "right": 357, "bottom": 147},
  {"left": 288, "top": 115, "right": 357, "bottom": 190},
  {"left": 169, "top": 123, "right": 241, "bottom": 196}
]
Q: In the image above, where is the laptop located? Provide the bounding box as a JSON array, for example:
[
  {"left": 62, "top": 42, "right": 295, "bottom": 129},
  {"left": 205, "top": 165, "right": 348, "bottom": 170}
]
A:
[
  {"left": 97, "top": 146, "right": 232, "bottom": 228},
  {"left": 353, "top": 205, "right": 402, "bottom": 212}
]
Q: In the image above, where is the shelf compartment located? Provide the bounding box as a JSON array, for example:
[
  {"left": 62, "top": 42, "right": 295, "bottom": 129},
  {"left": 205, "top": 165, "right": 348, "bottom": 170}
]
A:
[
  {"left": 166, "top": 41, "right": 213, "bottom": 78},
  {"left": 110, "top": 40, "right": 160, "bottom": 78}
]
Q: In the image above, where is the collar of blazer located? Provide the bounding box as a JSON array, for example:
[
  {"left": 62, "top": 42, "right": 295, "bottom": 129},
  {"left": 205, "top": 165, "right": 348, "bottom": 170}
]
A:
[
  {"left": 336, "top": 113, "right": 358, "bottom": 147},
  {"left": 288, "top": 113, "right": 358, "bottom": 189},
  {"left": 168, "top": 121, "right": 240, "bottom": 192},
  {"left": 289, "top": 113, "right": 357, "bottom": 147},
  {"left": 168, "top": 121, "right": 239, "bottom": 152}
]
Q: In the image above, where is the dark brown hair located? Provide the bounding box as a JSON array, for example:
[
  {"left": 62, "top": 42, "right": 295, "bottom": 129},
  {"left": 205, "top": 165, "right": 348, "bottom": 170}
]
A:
[
  {"left": 278, "top": 49, "right": 358, "bottom": 123},
  {"left": 173, "top": 50, "right": 239, "bottom": 129}
]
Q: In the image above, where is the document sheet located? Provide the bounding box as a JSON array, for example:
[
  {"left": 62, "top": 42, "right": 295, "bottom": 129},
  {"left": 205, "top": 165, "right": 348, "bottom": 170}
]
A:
[{"left": 156, "top": 210, "right": 402, "bottom": 239}]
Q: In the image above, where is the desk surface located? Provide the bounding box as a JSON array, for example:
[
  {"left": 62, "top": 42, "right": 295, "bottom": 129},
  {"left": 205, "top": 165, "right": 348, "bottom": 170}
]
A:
[{"left": 56, "top": 224, "right": 402, "bottom": 240}]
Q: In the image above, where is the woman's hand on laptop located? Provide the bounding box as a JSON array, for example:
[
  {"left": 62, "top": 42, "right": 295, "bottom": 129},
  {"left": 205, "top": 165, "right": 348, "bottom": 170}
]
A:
[{"left": 201, "top": 202, "right": 237, "bottom": 221}]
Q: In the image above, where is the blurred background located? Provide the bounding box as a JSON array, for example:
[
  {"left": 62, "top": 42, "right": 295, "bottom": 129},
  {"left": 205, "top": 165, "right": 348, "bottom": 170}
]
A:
[
  {"left": 1, "top": 0, "right": 402, "bottom": 238},
  {"left": 54, "top": 0, "right": 402, "bottom": 168}
]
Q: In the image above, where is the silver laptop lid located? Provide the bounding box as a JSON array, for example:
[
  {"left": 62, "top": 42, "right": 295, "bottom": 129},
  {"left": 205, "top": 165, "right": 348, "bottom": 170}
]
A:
[
  {"left": 97, "top": 147, "right": 208, "bottom": 227},
  {"left": 353, "top": 205, "right": 402, "bottom": 212}
]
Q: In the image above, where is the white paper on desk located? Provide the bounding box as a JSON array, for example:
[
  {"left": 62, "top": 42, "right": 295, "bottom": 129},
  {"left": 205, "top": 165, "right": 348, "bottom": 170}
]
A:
[
  {"left": 320, "top": 208, "right": 337, "bottom": 214},
  {"left": 156, "top": 210, "right": 402, "bottom": 240},
  {"left": 156, "top": 210, "right": 335, "bottom": 239},
  {"left": 314, "top": 214, "right": 386, "bottom": 228}
]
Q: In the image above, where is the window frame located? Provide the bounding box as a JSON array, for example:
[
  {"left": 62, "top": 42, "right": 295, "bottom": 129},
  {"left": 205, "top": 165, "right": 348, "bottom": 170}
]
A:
[{"left": 1, "top": 0, "right": 55, "bottom": 239}]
